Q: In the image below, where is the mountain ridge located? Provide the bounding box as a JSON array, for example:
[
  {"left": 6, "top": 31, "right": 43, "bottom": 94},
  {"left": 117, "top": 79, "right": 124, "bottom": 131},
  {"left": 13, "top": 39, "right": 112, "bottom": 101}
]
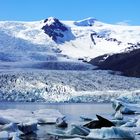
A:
[
  {"left": 0, "top": 17, "right": 140, "bottom": 72},
  {"left": 89, "top": 47, "right": 140, "bottom": 77}
]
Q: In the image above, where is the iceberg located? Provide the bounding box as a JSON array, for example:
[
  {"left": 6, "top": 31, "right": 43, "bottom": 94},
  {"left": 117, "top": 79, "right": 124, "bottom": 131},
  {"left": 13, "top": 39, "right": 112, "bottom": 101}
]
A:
[{"left": 88, "top": 127, "right": 135, "bottom": 139}]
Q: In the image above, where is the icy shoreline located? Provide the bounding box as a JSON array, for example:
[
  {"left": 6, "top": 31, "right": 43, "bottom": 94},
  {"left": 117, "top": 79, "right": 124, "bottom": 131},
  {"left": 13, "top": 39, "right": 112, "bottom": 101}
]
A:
[
  {"left": 0, "top": 70, "right": 140, "bottom": 103},
  {"left": 0, "top": 101, "right": 140, "bottom": 140}
]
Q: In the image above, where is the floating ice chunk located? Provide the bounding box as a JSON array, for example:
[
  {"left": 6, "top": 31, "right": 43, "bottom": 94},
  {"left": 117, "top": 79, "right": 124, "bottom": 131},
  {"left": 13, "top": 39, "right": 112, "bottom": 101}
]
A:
[
  {"left": 63, "top": 138, "right": 82, "bottom": 140},
  {"left": 10, "top": 132, "right": 21, "bottom": 140},
  {"left": 37, "top": 117, "right": 56, "bottom": 124},
  {"left": 80, "top": 116, "right": 93, "bottom": 121},
  {"left": 0, "top": 109, "right": 63, "bottom": 124},
  {"left": 0, "top": 124, "right": 21, "bottom": 139},
  {"left": 0, "top": 116, "right": 11, "bottom": 125},
  {"left": 122, "top": 121, "right": 136, "bottom": 127},
  {"left": 12, "top": 134, "right": 21, "bottom": 140},
  {"left": 88, "top": 127, "right": 135, "bottom": 139},
  {"left": 47, "top": 125, "right": 90, "bottom": 139},
  {"left": 121, "top": 107, "right": 135, "bottom": 115},
  {"left": 35, "top": 109, "right": 64, "bottom": 124},
  {"left": 2, "top": 123, "right": 18, "bottom": 132},
  {"left": 67, "top": 125, "right": 90, "bottom": 136},
  {"left": 0, "top": 131, "right": 9, "bottom": 139},
  {"left": 0, "top": 109, "right": 34, "bottom": 123},
  {"left": 2, "top": 123, "right": 23, "bottom": 136},
  {"left": 112, "top": 99, "right": 136, "bottom": 114},
  {"left": 114, "top": 110, "right": 123, "bottom": 120},
  {"left": 112, "top": 120, "right": 127, "bottom": 126},
  {"left": 136, "top": 118, "right": 140, "bottom": 127}
]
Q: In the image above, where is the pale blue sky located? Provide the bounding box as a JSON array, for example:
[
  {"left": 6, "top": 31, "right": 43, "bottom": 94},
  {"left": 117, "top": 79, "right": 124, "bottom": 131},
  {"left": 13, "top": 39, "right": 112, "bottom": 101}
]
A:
[{"left": 0, "top": 0, "right": 139, "bottom": 25}]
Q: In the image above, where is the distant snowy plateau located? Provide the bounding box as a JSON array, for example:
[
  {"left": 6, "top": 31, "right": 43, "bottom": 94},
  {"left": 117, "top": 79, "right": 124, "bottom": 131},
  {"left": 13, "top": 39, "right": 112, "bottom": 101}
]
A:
[{"left": 0, "top": 17, "right": 140, "bottom": 102}]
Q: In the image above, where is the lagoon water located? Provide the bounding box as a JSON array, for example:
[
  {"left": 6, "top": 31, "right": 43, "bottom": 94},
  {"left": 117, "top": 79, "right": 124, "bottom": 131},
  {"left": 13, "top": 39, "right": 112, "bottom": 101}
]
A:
[
  {"left": 0, "top": 102, "right": 114, "bottom": 139},
  {"left": 0, "top": 102, "right": 113, "bottom": 118}
]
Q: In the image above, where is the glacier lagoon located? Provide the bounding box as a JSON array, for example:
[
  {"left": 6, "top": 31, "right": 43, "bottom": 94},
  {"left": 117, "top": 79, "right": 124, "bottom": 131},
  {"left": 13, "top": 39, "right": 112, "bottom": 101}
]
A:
[
  {"left": 0, "top": 102, "right": 139, "bottom": 140},
  {"left": 0, "top": 102, "right": 114, "bottom": 139}
]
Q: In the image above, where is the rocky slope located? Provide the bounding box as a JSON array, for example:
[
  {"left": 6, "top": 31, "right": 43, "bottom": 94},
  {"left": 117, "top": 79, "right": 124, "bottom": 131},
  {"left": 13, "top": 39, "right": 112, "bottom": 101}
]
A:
[{"left": 89, "top": 45, "right": 140, "bottom": 77}]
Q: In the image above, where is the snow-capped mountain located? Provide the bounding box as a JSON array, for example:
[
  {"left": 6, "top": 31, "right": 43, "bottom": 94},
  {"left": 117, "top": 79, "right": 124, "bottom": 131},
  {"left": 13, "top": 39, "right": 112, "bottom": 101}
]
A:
[
  {"left": 0, "top": 16, "right": 140, "bottom": 66},
  {"left": 0, "top": 17, "right": 140, "bottom": 102},
  {"left": 42, "top": 17, "right": 74, "bottom": 43}
]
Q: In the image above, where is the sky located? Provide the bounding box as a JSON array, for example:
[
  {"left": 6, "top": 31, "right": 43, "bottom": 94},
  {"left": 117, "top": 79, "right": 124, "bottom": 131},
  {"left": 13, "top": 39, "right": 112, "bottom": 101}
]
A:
[{"left": 0, "top": 0, "right": 139, "bottom": 25}]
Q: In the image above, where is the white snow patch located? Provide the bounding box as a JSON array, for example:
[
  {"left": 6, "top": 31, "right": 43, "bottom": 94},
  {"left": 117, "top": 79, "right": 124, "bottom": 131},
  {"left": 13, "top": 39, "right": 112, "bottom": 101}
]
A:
[{"left": 74, "top": 17, "right": 96, "bottom": 26}]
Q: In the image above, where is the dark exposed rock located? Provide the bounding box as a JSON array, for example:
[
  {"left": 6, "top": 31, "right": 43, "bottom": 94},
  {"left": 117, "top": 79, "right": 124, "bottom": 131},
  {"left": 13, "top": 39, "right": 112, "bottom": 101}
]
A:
[
  {"left": 56, "top": 116, "right": 68, "bottom": 128},
  {"left": 125, "top": 42, "right": 140, "bottom": 51},
  {"left": 90, "top": 33, "right": 96, "bottom": 45},
  {"left": 127, "top": 43, "right": 135, "bottom": 46},
  {"left": 42, "top": 17, "right": 74, "bottom": 43},
  {"left": 18, "top": 122, "right": 38, "bottom": 134},
  {"left": 83, "top": 115, "right": 115, "bottom": 129},
  {"left": 89, "top": 47, "right": 140, "bottom": 77},
  {"left": 104, "top": 37, "right": 122, "bottom": 45},
  {"left": 91, "top": 31, "right": 122, "bottom": 45}
]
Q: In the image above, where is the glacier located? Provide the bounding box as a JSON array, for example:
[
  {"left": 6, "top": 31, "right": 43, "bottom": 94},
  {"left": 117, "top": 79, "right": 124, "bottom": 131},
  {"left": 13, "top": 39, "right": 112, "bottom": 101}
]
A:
[{"left": 0, "top": 70, "right": 140, "bottom": 103}]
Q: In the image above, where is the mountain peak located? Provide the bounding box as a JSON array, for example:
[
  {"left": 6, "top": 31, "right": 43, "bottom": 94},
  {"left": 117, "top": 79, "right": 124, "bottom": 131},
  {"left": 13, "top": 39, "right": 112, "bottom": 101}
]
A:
[
  {"left": 74, "top": 17, "right": 97, "bottom": 26},
  {"left": 44, "top": 17, "right": 59, "bottom": 25},
  {"left": 42, "top": 17, "right": 74, "bottom": 43}
]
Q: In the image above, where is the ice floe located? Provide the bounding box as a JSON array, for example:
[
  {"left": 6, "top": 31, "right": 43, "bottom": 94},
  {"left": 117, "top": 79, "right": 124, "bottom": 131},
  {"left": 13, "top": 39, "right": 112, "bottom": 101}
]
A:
[{"left": 0, "top": 108, "right": 63, "bottom": 139}]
